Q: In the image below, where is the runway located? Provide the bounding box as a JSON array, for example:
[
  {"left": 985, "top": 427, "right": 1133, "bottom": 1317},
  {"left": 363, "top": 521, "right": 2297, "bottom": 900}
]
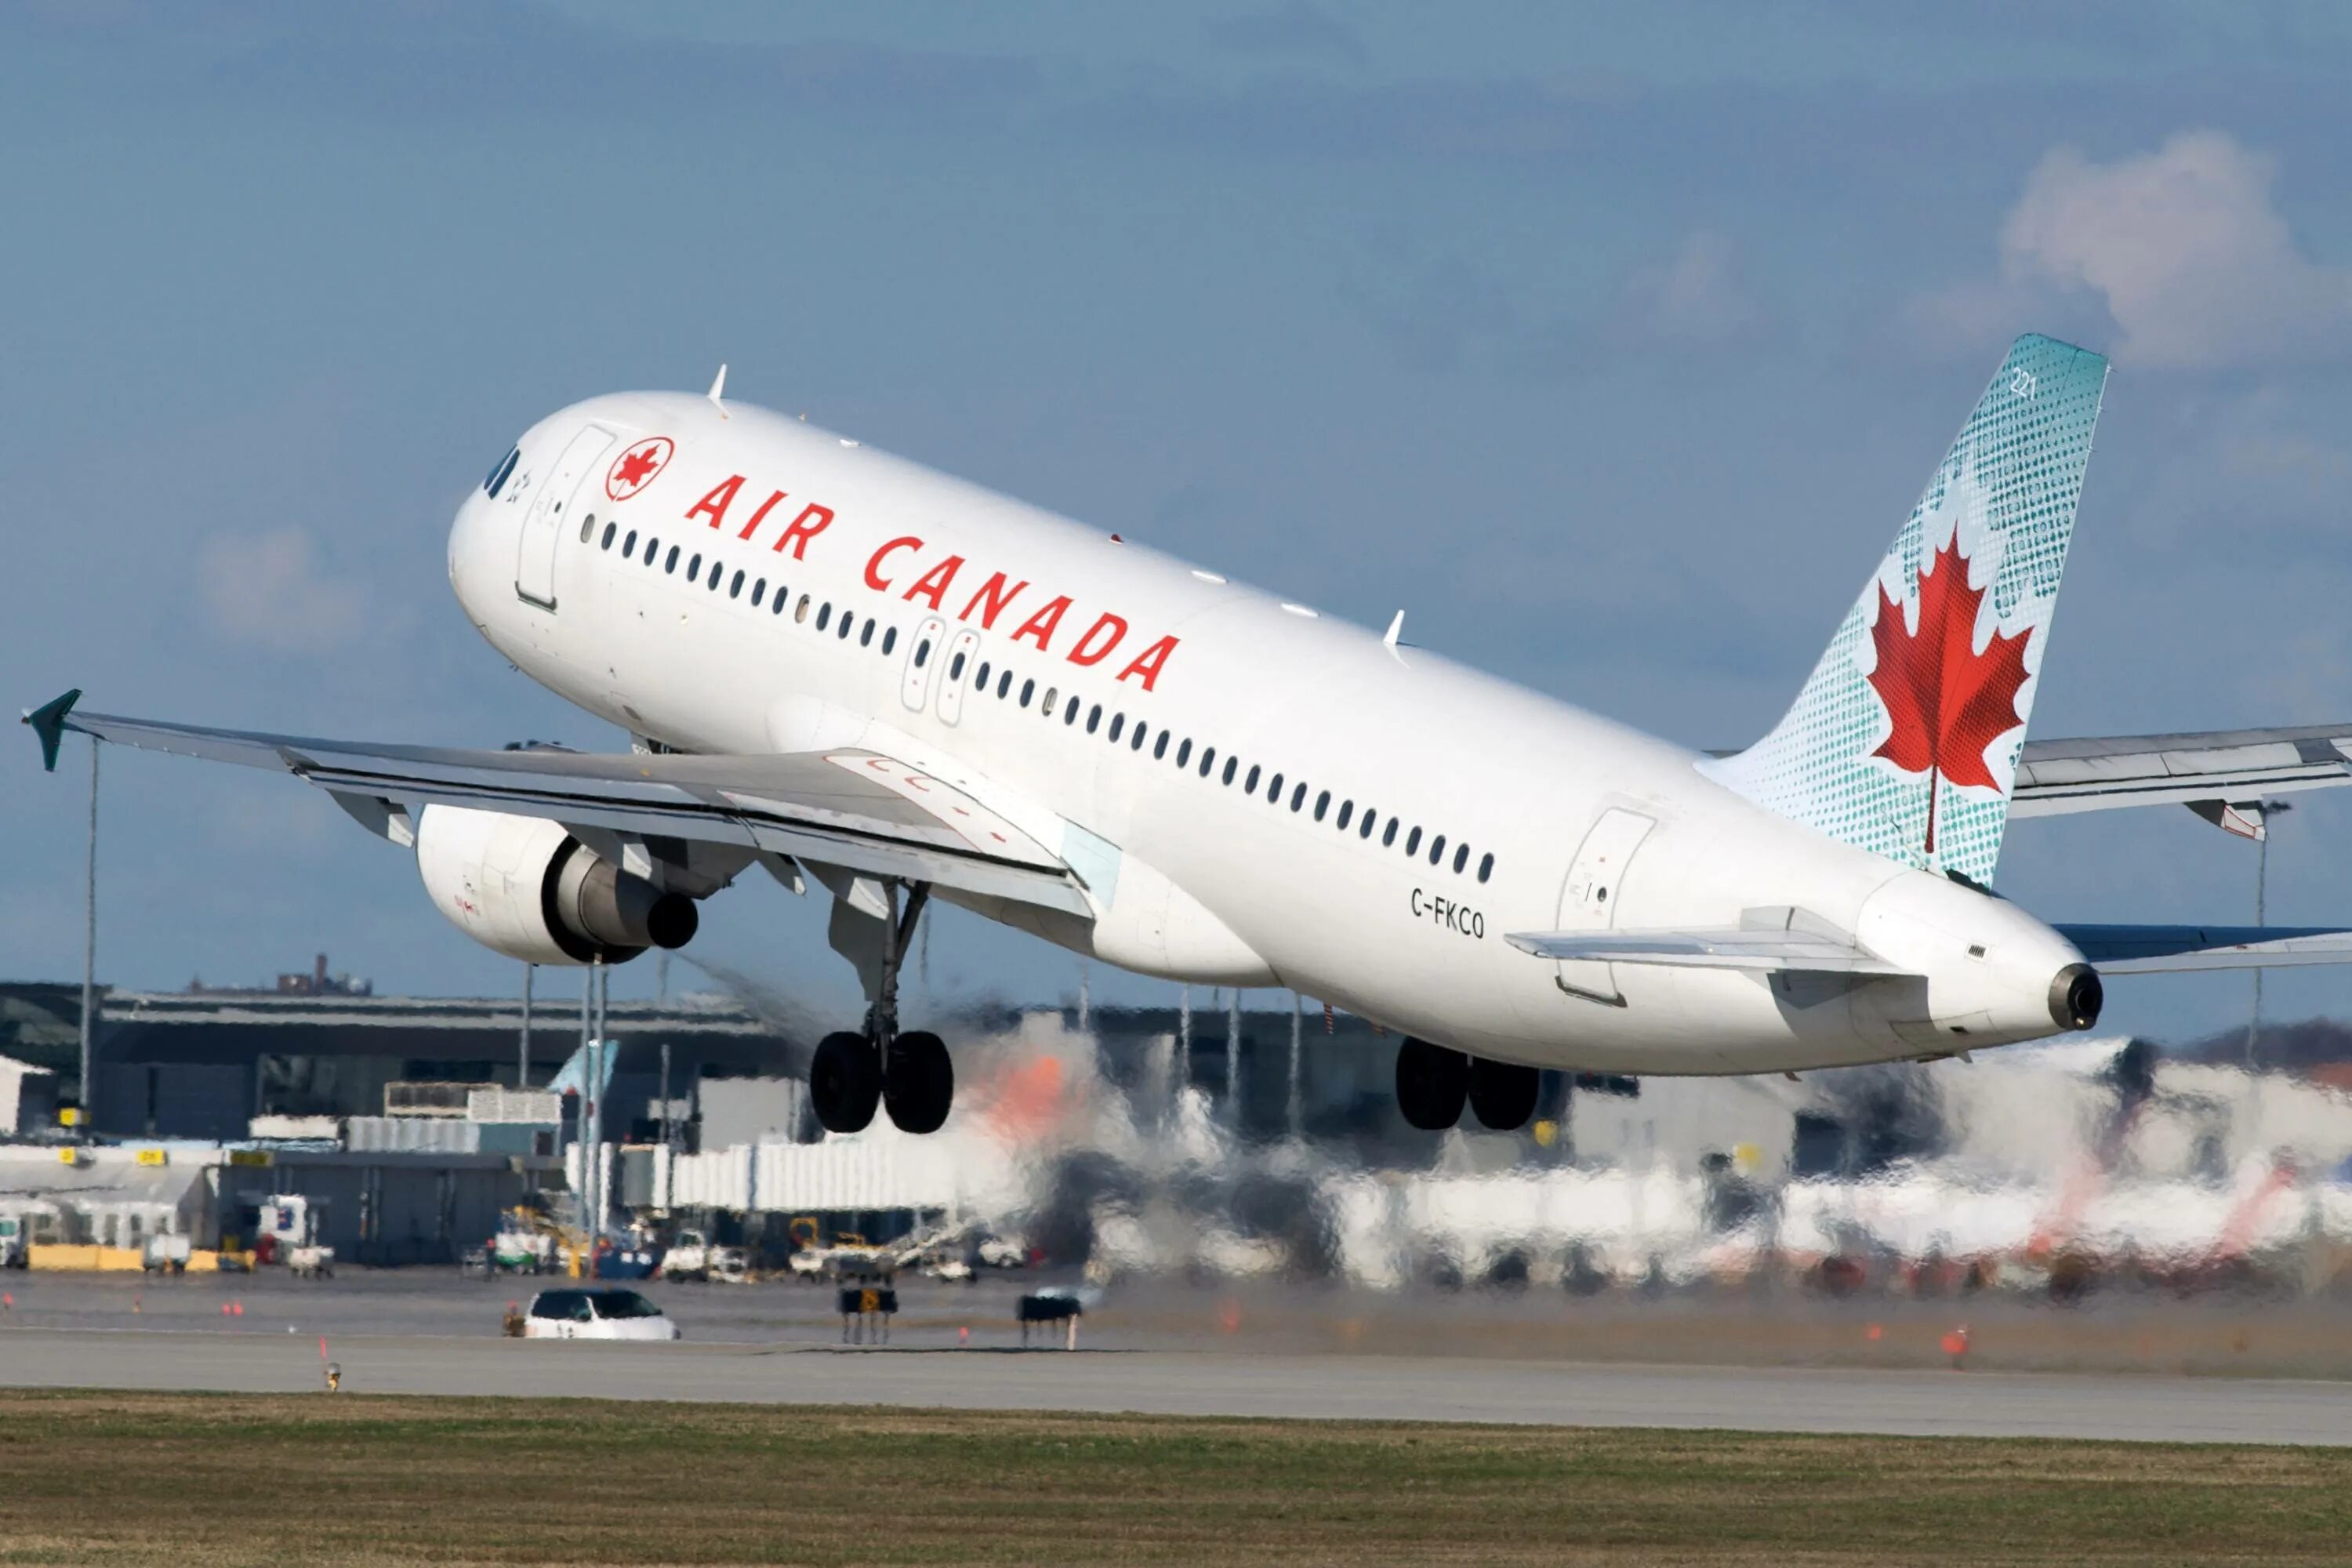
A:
[{"left": 5, "top": 1327, "right": 2349, "bottom": 1445}]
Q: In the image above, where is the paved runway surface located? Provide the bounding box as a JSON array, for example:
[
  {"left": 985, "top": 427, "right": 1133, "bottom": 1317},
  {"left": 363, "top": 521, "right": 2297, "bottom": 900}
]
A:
[{"left": 5, "top": 1327, "right": 2350, "bottom": 1445}]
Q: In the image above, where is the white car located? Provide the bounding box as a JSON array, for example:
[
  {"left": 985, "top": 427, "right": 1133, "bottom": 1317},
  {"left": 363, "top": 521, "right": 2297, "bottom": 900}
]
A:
[{"left": 520, "top": 1287, "right": 681, "bottom": 1341}]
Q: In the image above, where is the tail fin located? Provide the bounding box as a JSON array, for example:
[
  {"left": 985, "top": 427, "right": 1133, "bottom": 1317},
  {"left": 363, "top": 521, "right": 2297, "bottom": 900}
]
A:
[{"left": 1701, "top": 334, "right": 2109, "bottom": 885}]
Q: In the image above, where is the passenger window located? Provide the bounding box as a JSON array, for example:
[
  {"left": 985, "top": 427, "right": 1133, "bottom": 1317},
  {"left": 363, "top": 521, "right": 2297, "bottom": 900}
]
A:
[
  {"left": 996, "top": 670, "right": 1011, "bottom": 699},
  {"left": 1176, "top": 739, "right": 1192, "bottom": 768},
  {"left": 839, "top": 613, "right": 854, "bottom": 640},
  {"left": 1268, "top": 771, "right": 1283, "bottom": 802},
  {"left": 1477, "top": 851, "right": 1494, "bottom": 883},
  {"left": 1043, "top": 687, "right": 1058, "bottom": 715},
  {"left": 1199, "top": 746, "right": 1216, "bottom": 778},
  {"left": 1108, "top": 713, "right": 1123, "bottom": 742},
  {"left": 1244, "top": 764, "right": 1260, "bottom": 793},
  {"left": 1383, "top": 819, "right": 1399, "bottom": 848},
  {"left": 729, "top": 570, "right": 744, "bottom": 598},
  {"left": 1086, "top": 704, "right": 1101, "bottom": 734},
  {"left": 1021, "top": 679, "right": 1035, "bottom": 708},
  {"left": 1065, "top": 696, "right": 1080, "bottom": 725},
  {"left": 710, "top": 561, "right": 724, "bottom": 590},
  {"left": 1222, "top": 757, "right": 1237, "bottom": 786},
  {"left": 751, "top": 579, "right": 765, "bottom": 607},
  {"left": 1290, "top": 782, "right": 1306, "bottom": 812},
  {"left": 644, "top": 536, "right": 659, "bottom": 564},
  {"left": 861, "top": 620, "right": 875, "bottom": 647},
  {"left": 601, "top": 522, "right": 617, "bottom": 550},
  {"left": 1360, "top": 810, "right": 1376, "bottom": 840},
  {"left": 880, "top": 626, "right": 895, "bottom": 653},
  {"left": 817, "top": 603, "right": 831, "bottom": 630},
  {"left": 1453, "top": 844, "right": 1469, "bottom": 874},
  {"left": 795, "top": 594, "right": 810, "bottom": 623},
  {"left": 975, "top": 661, "right": 990, "bottom": 690},
  {"left": 624, "top": 529, "right": 637, "bottom": 556},
  {"left": 688, "top": 553, "right": 702, "bottom": 579},
  {"left": 1429, "top": 833, "right": 1446, "bottom": 866},
  {"left": 1153, "top": 732, "right": 1169, "bottom": 760},
  {"left": 1336, "top": 800, "right": 1352, "bottom": 829},
  {"left": 1131, "top": 724, "right": 1148, "bottom": 751},
  {"left": 1406, "top": 826, "right": 1422, "bottom": 855},
  {"left": 665, "top": 546, "right": 680, "bottom": 573},
  {"left": 1313, "top": 790, "right": 1330, "bottom": 822}
]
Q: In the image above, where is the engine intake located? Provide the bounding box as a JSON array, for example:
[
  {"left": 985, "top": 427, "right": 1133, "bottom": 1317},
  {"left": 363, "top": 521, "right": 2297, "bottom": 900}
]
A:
[{"left": 414, "top": 804, "right": 697, "bottom": 967}]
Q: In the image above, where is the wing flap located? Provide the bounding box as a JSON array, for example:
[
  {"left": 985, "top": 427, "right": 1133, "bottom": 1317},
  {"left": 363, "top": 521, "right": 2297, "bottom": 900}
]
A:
[{"left": 2056, "top": 924, "right": 2352, "bottom": 973}]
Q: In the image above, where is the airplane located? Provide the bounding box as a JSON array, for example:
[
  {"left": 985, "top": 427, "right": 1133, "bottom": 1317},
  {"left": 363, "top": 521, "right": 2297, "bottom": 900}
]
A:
[{"left": 27, "top": 334, "right": 2352, "bottom": 1138}]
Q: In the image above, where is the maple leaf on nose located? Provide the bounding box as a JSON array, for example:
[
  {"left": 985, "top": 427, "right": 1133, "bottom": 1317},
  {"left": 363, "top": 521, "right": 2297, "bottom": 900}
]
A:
[{"left": 1865, "top": 526, "right": 2034, "bottom": 848}]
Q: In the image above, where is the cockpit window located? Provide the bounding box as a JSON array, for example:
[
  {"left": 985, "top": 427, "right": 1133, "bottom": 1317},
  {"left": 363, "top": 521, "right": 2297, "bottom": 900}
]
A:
[{"left": 485, "top": 446, "right": 520, "bottom": 498}]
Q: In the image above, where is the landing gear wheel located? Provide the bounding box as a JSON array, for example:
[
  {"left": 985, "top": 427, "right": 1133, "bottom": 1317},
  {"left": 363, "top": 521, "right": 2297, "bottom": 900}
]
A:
[
  {"left": 811, "top": 1030, "right": 880, "bottom": 1134},
  {"left": 1467, "top": 1058, "right": 1539, "bottom": 1131},
  {"left": 884, "top": 1029, "right": 954, "bottom": 1134},
  {"left": 1396, "top": 1036, "right": 1468, "bottom": 1131}
]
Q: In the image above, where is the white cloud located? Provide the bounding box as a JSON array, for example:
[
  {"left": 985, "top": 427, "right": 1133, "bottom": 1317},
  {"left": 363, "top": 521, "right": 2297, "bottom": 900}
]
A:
[
  {"left": 1917, "top": 130, "right": 2352, "bottom": 368},
  {"left": 195, "top": 528, "right": 368, "bottom": 654},
  {"left": 1622, "top": 230, "right": 1760, "bottom": 344}
]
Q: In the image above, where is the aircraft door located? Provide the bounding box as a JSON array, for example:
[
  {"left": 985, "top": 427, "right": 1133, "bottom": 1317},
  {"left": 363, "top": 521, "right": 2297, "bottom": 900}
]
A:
[
  {"left": 936, "top": 629, "right": 982, "bottom": 725},
  {"left": 901, "top": 616, "right": 948, "bottom": 712},
  {"left": 514, "top": 424, "right": 617, "bottom": 610},
  {"left": 1553, "top": 808, "right": 1655, "bottom": 1005}
]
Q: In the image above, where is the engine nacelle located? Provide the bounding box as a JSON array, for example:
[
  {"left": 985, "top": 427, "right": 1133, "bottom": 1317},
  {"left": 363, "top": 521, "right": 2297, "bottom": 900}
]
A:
[{"left": 413, "top": 804, "right": 698, "bottom": 966}]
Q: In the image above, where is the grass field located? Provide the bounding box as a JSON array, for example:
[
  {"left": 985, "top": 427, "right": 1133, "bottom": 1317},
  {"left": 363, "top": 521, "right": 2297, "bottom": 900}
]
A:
[{"left": 0, "top": 1391, "right": 2344, "bottom": 1566}]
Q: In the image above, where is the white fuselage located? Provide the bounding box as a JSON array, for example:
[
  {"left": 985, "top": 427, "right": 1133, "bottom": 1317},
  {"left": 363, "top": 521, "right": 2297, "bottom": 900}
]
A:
[{"left": 446, "top": 392, "right": 2088, "bottom": 1074}]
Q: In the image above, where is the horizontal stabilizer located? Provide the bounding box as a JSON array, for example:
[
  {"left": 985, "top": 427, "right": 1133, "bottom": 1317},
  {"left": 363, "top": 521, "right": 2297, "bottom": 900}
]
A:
[
  {"left": 2013, "top": 724, "right": 2352, "bottom": 817},
  {"left": 1505, "top": 923, "right": 1911, "bottom": 975},
  {"left": 2056, "top": 924, "right": 2352, "bottom": 973}
]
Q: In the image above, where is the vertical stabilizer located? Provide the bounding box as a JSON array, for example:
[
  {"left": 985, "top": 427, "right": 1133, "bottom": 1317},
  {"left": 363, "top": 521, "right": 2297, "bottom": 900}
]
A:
[{"left": 1700, "top": 335, "right": 2108, "bottom": 885}]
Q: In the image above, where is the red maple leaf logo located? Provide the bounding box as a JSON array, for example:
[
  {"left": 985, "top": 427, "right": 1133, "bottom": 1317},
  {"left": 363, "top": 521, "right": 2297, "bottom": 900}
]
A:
[{"left": 1865, "top": 524, "right": 2033, "bottom": 855}]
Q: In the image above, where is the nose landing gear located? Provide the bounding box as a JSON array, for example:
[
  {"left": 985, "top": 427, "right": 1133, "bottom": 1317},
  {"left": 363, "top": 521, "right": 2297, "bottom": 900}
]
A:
[
  {"left": 808, "top": 880, "right": 955, "bottom": 1136},
  {"left": 1395, "top": 1036, "right": 1540, "bottom": 1131}
]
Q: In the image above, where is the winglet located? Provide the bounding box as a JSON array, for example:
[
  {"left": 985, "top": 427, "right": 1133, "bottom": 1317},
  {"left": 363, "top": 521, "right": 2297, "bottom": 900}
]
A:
[
  {"left": 22, "top": 688, "right": 82, "bottom": 773},
  {"left": 1383, "top": 610, "right": 1404, "bottom": 648},
  {"left": 706, "top": 363, "right": 728, "bottom": 417}
]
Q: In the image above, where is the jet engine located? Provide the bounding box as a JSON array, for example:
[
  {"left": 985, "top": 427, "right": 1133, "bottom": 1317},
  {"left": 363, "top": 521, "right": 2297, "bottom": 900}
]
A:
[{"left": 413, "top": 804, "right": 697, "bottom": 965}]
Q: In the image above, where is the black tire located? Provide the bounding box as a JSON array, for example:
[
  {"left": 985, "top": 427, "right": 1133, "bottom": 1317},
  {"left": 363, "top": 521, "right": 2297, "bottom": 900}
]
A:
[
  {"left": 884, "top": 1029, "right": 954, "bottom": 1134},
  {"left": 811, "top": 1030, "right": 881, "bottom": 1134},
  {"left": 1395, "top": 1036, "right": 1468, "bottom": 1131},
  {"left": 1467, "top": 1057, "right": 1539, "bottom": 1131}
]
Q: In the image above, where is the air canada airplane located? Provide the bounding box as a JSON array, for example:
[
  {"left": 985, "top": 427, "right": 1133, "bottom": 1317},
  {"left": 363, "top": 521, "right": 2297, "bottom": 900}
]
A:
[{"left": 28, "top": 335, "right": 2352, "bottom": 1137}]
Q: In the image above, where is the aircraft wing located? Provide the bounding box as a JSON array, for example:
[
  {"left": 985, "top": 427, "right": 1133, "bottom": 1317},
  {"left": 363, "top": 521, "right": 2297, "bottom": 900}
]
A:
[
  {"left": 1504, "top": 924, "right": 1912, "bottom": 975},
  {"left": 2011, "top": 724, "right": 2352, "bottom": 818},
  {"left": 2053, "top": 924, "right": 2352, "bottom": 973},
  {"left": 22, "top": 692, "right": 1092, "bottom": 917}
]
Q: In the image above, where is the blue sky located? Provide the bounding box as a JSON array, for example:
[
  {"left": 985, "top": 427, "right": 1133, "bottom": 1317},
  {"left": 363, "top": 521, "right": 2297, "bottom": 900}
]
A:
[{"left": 6, "top": 2, "right": 2352, "bottom": 1043}]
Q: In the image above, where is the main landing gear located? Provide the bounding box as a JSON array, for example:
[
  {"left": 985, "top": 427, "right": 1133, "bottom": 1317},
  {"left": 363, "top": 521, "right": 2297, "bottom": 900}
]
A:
[
  {"left": 809, "top": 881, "right": 955, "bottom": 1136},
  {"left": 1395, "top": 1036, "right": 1538, "bottom": 1132}
]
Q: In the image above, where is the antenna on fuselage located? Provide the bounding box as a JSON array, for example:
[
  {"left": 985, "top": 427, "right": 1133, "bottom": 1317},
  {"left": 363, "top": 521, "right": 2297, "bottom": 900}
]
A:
[{"left": 706, "top": 363, "right": 729, "bottom": 418}]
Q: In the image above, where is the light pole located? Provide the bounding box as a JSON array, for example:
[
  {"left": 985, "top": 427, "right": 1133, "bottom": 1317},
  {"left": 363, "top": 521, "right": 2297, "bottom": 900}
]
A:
[
  {"left": 78, "top": 736, "right": 98, "bottom": 1133},
  {"left": 2246, "top": 798, "right": 2295, "bottom": 1072}
]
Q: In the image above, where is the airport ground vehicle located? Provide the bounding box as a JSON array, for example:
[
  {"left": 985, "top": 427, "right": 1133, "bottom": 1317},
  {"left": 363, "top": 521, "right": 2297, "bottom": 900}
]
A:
[
  {"left": 520, "top": 1287, "right": 681, "bottom": 1341},
  {"left": 0, "top": 1214, "right": 25, "bottom": 1269},
  {"left": 659, "top": 1228, "right": 746, "bottom": 1283}
]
